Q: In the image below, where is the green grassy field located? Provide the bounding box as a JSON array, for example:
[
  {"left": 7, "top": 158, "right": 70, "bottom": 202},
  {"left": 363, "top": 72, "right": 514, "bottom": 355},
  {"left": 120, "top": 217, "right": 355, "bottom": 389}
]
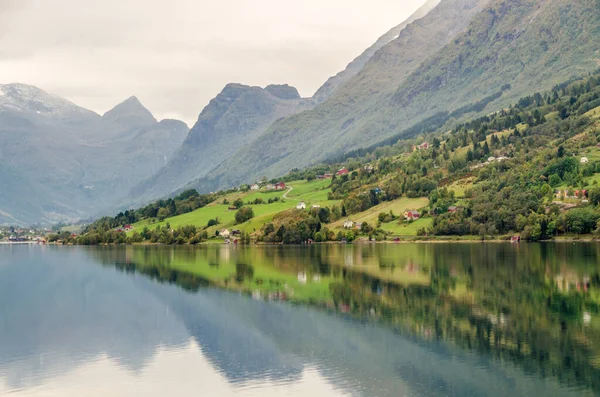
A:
[
  {"left": 584, "top": 106, "right": 600, "bottom": 119},
  {"left": 446, "top": 177, "right": 475, "bottom": 198},
  {"left": 580, "top": 146, "right": 600, "bottom": 162},
  {"left": 131, "top": 178, "right": 341, "bottom": 235},
  {"left": 381, "top": 217, "right": 434, "bottom": 236},
  {"left": 329, "top": 197, "right": 429, "bottom": 230},
  {"left": 287, "top": 179, "right": 331, "bottom": 198}
]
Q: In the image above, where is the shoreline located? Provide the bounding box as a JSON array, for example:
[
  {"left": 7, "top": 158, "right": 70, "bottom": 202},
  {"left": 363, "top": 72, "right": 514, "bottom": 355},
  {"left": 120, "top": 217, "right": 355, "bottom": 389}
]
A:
[{"left": 44, "top": 235, "right": 600, "bottom": 247}]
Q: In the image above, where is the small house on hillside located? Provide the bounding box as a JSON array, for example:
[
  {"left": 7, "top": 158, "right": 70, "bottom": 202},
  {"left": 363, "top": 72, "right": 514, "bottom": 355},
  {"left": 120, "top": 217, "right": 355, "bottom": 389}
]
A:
[
  {"left": 220, "top": 229, "right": 231, "bottom": 238},
  {"left": 581, "top": 157, "right": 589, "bottom": 164},
  {"left": 343, "top": 220, "right": 354, "bottom": 229},
  {"left": 124, "top": 224, "right": 133, "bottom": 231},
  {"left": 265, "top": 184, "right": 275, "bottom": 190},
  {"left": 404, "top": 210, "right": 421, "bottom": 221},
  {"left": 414, "top": 142, "right": 430, "bottom": 151},
  {"left": 296, "top": 202, "right": 306, "bottom": 210},
  {"left": 448, "top": 206, "right": 458, "bottom": 214},
  {"left": 250, "top": 184, "right": 260, "bottom": 190},
  {"left": 323, "top": 173, "right": 333, "bottom": 178},
  {"left": 336, "top": 168, "right": 349, "bottom": 176},
  {"left": 275, "top": 182, "right": 286, "bottom": 190},
  {"left": 354, "top": 222, "right": 363, "bottom": 230},
  {"left": 312, "top": 204, "right": 321, "bottom": 209}
]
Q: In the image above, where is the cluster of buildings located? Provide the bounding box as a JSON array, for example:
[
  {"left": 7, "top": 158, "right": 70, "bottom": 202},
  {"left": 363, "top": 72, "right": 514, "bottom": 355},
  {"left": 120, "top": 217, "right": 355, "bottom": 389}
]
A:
[
  {"left": 403, "top": 210, "right": 421, "bottom": 221},
  {"left": 555, "top": 189, "right": 588, "bottom": 200},
  {"left": 1, "top": 227, "right": 48, "bottom": 244},
  {"left": 470, "top": 156, "right": 510, "bottom": 170},
  {"left": 317, "top": 168, "right": 350, "bottom": 179},
  {"left": 343, "top": 220, "right": 364, "bottom": 230},
  {"left": 114, "top": 224, "right": 134, "bottom": 233},
  {"left": 250, "top": 182, "right": 287, "bottom": 191}
]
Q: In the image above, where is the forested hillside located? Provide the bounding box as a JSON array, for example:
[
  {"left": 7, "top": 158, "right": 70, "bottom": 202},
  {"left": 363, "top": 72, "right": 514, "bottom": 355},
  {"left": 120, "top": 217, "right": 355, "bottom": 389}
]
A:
[
  {"left": 188, "top": 0, "right": 600, "bottom": 196},
  {"left": 65, "top": 71, "right": 600, "bottom": 244}
]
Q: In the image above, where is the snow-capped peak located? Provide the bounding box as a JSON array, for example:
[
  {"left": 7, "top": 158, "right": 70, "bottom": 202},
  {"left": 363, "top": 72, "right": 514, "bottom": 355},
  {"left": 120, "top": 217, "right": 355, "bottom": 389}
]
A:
[{"left": 0, "top": 83, "right": 97, "bottom": 118}]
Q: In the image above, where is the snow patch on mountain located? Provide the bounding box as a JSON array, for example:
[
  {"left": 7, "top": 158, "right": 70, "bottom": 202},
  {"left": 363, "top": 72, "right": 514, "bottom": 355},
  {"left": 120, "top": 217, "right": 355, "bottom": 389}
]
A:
[{"left": 0, "top": 83, "right": 97, "bottom": 118}]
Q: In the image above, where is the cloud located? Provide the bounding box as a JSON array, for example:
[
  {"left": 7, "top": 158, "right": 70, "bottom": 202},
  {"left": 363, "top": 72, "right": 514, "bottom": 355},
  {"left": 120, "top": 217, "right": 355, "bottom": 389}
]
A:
[{"left": 0, "top": 0, "right": 427, "bottom": 125}]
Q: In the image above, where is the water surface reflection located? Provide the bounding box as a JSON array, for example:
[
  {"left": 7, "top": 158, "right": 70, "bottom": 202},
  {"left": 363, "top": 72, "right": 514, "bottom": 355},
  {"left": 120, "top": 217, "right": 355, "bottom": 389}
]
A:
[{"left": 0, "top": 244, "right": 599, "bottom": 396}]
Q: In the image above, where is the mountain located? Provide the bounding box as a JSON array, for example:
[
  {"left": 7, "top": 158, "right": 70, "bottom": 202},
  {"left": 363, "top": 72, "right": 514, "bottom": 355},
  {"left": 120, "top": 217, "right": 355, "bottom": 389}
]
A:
[
  {"left": 312, "top": 0, "right": 441, "bottom": 103},
  {"left": 0, "top": 83, "right": 99, "bottom": 122},
  {"left": 184, "top": 0, "right": 487, "bottom": 191},
  {"left": 130, "top": 2, "right": 441, "bottom": 204},
  {"left": 102, "top": 95, "right": 157, "bottom": 130},
  {"left": 186, "top": 0, "right": 600, "bottom": 193},
  {"left": 0, "top": 85, "right": 188, "bottom": 224},
  {"left": 128, "top": 84, "right": 312, "bottom": 203}
]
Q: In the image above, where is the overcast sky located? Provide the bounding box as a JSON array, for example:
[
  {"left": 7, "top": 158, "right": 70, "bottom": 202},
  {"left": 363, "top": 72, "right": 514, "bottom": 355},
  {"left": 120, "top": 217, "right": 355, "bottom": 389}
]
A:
[{"left": 0, "top": 0, "right": 426, "bottom": 125}]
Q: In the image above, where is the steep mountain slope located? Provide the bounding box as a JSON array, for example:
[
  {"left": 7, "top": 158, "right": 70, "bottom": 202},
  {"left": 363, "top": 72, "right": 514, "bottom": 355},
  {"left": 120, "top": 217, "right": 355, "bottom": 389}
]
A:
[
  {"left": 0, "top": 85, "right": 188, "bottom": 224},
  {"left": 312, "top": 0, "right": 441, "bottom": 103},
  {"left": 191, "top": 0, "right": 488, "bottom": 191},
  {"left": 192, "top": 0, "right": 600, "bottom": 193},
  {"left": 129, "top": 84, "right": 311, "bottom": 203},
  {"left": 130, "top": 3, "right": 441, "bottom": 204}
]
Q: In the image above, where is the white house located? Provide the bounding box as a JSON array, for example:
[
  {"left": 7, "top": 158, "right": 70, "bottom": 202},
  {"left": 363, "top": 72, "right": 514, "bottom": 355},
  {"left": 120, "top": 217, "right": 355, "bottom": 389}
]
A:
[
  {"left": 220, "top": 229, "right": 231, "bottom": 238},
  {"left": 265, "top": 184, "right": 275, "bottom": 190},
  {"left": 297, "top": 272, "right": 307, "bottom": 284},
  {"left": 312, "top": 204, "right": 321, "bottom": 209},
  {"left": 250, "top": 184, "right": 260, "bottom": 190},
  {"left": 296, "top": 202, "right": 306, "bottom": 210},
  {"left": 581, "top": 157, "right": 589, "bottom": 164},
  {"left": 343, "top": 220, "right": 354, "bottom": 229}
]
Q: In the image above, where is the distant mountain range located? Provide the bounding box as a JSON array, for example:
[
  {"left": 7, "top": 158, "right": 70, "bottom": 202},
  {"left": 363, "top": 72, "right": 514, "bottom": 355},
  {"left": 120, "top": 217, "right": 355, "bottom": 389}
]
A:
[
  {"left": 3, "top": 0, "right": 600, "bottom": 224},
  {"left": 0, "top": 84, "right": 188, "bottom": 224}
]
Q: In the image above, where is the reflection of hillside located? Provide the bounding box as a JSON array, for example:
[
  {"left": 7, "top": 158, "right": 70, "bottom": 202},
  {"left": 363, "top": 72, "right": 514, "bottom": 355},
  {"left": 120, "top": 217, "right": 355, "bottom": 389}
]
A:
[
  {"left": 133, "top": 265, "right": 583, "bottom": 397},
  {"left": 328, "top": 246, "right": 600, "bottom": 394},
  {"left": 89, "top": 244, "right": 600, "bottom": 396},
  {"left": 4, "top": 244, "right": 598, "bottom": 396}
]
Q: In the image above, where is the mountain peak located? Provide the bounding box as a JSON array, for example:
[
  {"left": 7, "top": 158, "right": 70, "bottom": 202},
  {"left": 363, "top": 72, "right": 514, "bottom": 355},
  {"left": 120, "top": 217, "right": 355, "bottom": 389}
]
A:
[
  {"left": 0, "top": 83, "right": 97, "bottom": 118},
  {"left": 103, "top": 95, "right": 157, "bottom": 129},
  {"left": 264, "top": 84, "right": 301, "bottom": 100}
]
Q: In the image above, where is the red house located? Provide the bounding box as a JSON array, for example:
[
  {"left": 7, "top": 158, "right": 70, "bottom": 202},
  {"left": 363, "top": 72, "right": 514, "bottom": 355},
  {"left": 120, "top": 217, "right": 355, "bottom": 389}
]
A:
[
  {"left": 275, "top": 182, "right": 286, "bottom": 190},
  {"left": 336, "top": 168, "right": 349, "bottom": 176},
  {"left": 404, "top": 210, "right": 421, "bottom": 221}
]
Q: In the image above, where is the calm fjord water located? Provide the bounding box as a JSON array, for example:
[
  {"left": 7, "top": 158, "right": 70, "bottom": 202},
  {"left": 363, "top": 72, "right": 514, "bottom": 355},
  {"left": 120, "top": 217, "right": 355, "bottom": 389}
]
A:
[{"left": 0, "top": 243, "right": 599, "bottom": 396}]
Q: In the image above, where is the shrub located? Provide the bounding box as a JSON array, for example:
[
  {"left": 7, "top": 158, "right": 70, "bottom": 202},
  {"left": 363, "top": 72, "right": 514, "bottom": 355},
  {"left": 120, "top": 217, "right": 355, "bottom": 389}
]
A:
[{"left": 235, "top": 207, "right": 255, "bottom": 224}]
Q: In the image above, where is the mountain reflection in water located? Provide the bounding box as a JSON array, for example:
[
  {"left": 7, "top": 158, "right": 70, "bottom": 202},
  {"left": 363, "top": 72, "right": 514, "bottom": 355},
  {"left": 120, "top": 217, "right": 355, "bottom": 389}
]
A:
[{"left": 0, "top": 244, "right": 599, "bottom": 396}]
